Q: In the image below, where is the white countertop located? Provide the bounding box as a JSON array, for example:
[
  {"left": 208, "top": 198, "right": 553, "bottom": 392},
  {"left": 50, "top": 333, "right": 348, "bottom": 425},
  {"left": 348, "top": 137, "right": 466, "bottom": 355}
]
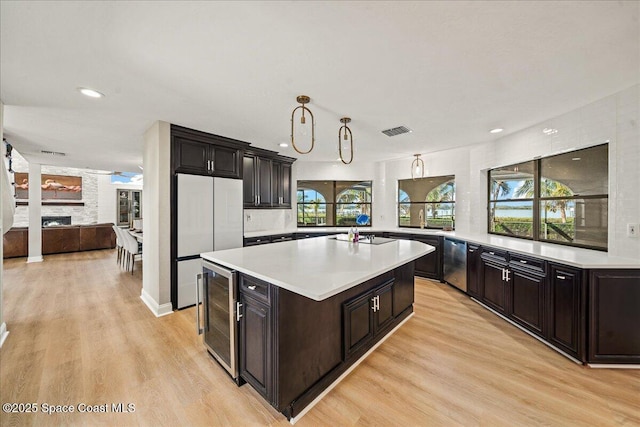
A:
[
  {"left": 202, "top": 236, "right": 433, "bottom": 301},
  {"left": 243, "top": 228, "right": 640, "bottom": 269}
]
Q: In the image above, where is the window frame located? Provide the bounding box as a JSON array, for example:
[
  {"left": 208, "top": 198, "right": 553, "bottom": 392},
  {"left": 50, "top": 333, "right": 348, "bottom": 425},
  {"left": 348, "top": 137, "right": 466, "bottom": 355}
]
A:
[
  {"left": 487, "top": 144, "right": 608, "bottom": 251},
  {"left": 397, "top": 175, "right": 456, "bottom": 230},
  {"left": 297, "top": 180, "right": 372, "bottom": 228}
]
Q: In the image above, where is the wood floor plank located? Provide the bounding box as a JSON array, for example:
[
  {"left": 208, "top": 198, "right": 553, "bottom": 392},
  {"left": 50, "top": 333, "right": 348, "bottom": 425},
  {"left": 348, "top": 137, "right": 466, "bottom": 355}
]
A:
[{"left": 1, "top": 251, "right": 638, "bottom": 426}]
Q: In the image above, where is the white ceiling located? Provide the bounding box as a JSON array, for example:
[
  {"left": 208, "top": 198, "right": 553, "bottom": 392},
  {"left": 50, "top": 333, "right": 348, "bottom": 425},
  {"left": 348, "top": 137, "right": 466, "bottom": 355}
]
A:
[{"left": 1, "top": 1, "right": 638, "bottom": 173}]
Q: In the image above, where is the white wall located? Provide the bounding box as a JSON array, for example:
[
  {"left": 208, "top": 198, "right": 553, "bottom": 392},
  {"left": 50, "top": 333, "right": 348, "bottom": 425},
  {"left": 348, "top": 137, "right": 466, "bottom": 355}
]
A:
[
  {"left": 0, "top": 100, "right": 8, "bottom": 347},
  {"left": 140, "top": 120, "right": 172, "bottom": 317},
  {"left": 96, "top": 174, "right": 143, "bottom": 225}
]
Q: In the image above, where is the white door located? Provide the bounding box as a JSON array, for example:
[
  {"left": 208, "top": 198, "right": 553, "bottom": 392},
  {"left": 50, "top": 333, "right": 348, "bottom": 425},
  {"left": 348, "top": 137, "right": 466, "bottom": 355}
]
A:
[
  {"left": 213, "top": 178, "right": 243, "bottom": 250},
  {"left": 177, "top": 258, "right": 202, "bottom": 309},
  {"left": 177, "top": 174, "right": 214, "bottom": 257}
]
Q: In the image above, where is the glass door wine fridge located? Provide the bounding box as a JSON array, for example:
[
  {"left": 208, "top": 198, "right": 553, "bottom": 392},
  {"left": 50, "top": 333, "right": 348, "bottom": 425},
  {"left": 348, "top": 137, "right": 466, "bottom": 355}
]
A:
[{"left": 196, "top": 260, "right": 238, "bottom": 380}]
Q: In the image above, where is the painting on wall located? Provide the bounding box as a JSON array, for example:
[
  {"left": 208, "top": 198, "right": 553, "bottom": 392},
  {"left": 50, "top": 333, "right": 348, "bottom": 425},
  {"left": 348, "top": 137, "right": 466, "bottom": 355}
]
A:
[{"left": 15, "top": 173, "right": 83, "bottom": 200}]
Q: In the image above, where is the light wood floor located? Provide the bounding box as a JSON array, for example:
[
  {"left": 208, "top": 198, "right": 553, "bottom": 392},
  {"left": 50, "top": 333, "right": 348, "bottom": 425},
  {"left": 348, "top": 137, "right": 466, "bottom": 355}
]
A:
[{"left": 1, "top": 250, "right": 638, "bottom": 426}]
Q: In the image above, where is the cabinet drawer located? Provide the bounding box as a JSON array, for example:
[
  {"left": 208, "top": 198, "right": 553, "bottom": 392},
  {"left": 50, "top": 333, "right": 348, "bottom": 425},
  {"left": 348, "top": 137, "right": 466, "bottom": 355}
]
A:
[
  {"left": 481, "top": 247, "right": 507, "bottom": 262},
  {"left": 270, "top": 234, "right": 293, "bottom": 243},
  {"left": 240, "top": 275, "right": 271, "bottom": 303},
  {"left": 244, "top": 236, "right": 271, "bottom": 246},
  {"left": 510, "top": 253, "right": 546, "bottom": 274}
]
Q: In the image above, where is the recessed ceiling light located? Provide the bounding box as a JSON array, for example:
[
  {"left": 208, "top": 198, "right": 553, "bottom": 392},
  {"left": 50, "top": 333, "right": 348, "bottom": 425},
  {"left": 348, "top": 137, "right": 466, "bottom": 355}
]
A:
[
  {"left": 571, "top": 157, "right": 581, "bottom": 161},
  {"left": 489, "top": 128, "right": 504, "bottom": 134},
  {"left": 279, "top": 143, "right": 289, "bottom": 148},
  {"left": 78, "top": 87, "right": 104, "bottom": 98},
  {"left": 543, "top": 127, "right": 558, "bottom": 135}
]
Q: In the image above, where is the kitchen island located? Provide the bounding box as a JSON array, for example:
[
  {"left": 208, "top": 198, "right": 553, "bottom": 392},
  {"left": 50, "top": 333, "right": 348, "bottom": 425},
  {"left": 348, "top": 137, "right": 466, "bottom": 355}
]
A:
[{"left": 201, "top": 236, "right": 432, "bottom": 421}]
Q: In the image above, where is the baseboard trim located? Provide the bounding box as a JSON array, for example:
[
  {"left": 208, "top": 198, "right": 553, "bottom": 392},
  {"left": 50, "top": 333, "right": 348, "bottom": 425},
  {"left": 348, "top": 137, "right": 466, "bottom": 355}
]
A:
[
  {"left": 289, "top": 312, "right": 415, "bottom": 425},
  {"left": 588, "top": 364, "right": 640, "bottom": 370},
  {"left": 0, "top": 322, "right": 9, "bottom": 348},
  {"left": 26, "top": 256, "right": 43, "bottom": 263},
  {"left": 140, "top": 288, "right": 173, "bottom": 317}
]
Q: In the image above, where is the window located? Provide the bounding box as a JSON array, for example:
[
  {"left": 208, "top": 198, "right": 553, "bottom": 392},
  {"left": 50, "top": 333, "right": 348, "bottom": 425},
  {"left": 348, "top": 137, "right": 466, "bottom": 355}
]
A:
[
  {"left": 297, "top": 181, "right": 372, "bottom": 227},
  {"left": 488, "top": 144, "right": 608, "bottom": 250},
  {"left": 398, "top": 175, "right": 455, "bottom": 229}
]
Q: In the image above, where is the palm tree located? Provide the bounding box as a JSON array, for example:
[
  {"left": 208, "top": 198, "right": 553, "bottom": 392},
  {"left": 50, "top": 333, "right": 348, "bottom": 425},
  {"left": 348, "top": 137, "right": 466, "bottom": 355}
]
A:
[
  {"left": 426, "top": 182, "right": 454, "bottom": 220},
  {"left": 490, "top": 180, "right": 511, "bottom": 228},
  {"left": 516, "top": 178, "right": 573, "bottom": 223}
]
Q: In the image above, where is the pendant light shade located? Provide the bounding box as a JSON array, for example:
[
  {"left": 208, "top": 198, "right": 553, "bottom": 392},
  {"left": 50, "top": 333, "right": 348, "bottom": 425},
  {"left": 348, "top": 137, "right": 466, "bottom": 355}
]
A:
[
  {"left": 290, "top": 95, "right": 315, "bottom": 154},
  {"left": 411, "top": 154, "right": 424, "bottom": 180},
  {"left": 338, "top": 117, "right": 354, "bottom": 164}
]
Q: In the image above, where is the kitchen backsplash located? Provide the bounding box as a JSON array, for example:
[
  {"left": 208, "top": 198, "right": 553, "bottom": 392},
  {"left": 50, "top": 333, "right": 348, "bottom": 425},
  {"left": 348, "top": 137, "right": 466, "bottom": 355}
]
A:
[{"left": 244, "top": 208, "right": 296, "bottom": 233}]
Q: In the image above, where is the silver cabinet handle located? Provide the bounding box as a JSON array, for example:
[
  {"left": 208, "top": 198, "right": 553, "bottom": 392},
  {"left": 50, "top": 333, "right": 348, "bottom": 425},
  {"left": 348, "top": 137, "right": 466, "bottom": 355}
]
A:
[
  {"left": 236, "top": 301, "right": 243, "bottom": 322},
  {"left": 505, "top": 270, "right": 511, "bottom": 281},
  {"left": 557, "top": 275, "right": 566, "bottom": 280},
  {"left": 248, "top": 285, "right": 256, "bottom": 290},
  {"left": 371, "top": 296, "right": 377, "bottom": 312},
  {"left": 469, "top": 249, "right": 475, "bottom": 253},
  {"left": 195, "top": 273, "right": 204, "bottom": 335},
  {"left": 520, "top": 260, "right": 528, "bottom": 264},
  {"left": 258, "top": 195, "right": 260, "bottom": 205},
  {"left": 501, "top": 268, "right": 505, "bottom": 281},
  {"left": 489, "top": 251, "right": 495, "bottom": 255}
]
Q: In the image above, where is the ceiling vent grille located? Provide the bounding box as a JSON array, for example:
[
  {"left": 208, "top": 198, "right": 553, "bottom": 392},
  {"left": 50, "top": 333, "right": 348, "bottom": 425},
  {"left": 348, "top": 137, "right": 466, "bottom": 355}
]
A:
[
  {"left": 40, "top": 150, "right": 66, "bottom": 156},
  {"left": 381, "top": 126, "right": 412, "bottom": 137}
]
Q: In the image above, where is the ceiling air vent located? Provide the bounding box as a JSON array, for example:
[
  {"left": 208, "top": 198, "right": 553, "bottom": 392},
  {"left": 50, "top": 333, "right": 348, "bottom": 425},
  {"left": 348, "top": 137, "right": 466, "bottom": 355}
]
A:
[
  {"left": 40, "top": 150, "right": 66, "bottom": 156},
  {"left": 381, "top": 126, "right": 412, "bottom": 137}
]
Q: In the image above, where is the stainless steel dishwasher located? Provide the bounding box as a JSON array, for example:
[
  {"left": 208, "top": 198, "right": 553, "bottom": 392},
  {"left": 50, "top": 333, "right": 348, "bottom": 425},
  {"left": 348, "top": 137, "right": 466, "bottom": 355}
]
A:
[{"left": 443, "top": 237, "right": 467, "bottom": 291}]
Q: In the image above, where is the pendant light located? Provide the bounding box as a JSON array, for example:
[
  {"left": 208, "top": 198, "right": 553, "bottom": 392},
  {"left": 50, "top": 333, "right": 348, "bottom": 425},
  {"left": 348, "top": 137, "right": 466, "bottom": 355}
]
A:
[
  {"left": 411, "top": 154, "right": 424, "bottom": 180},
  {"left": 338, "top": 117, "right": 354, "bottom": 164},
  {"left": 290, "top": 95, "right": 315, "bottom": 154}
]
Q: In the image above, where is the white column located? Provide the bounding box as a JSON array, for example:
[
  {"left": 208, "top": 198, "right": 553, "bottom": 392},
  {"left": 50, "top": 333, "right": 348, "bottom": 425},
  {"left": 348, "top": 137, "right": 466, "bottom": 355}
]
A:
[
  {"left": 0, "top": 100, "right": 8, "bottom": 347},
  {"left": 140, "top": 121, "right": 173, "bottom": 317},
  {"left": 27, "top": 162, "right": 43, "bottom": 263}
]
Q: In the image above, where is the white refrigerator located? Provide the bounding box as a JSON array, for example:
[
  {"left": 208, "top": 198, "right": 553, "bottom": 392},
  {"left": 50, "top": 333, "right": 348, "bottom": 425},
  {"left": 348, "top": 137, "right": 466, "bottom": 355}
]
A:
[{"left": 176, "top": 174, "right": 243, "bottom": 309}]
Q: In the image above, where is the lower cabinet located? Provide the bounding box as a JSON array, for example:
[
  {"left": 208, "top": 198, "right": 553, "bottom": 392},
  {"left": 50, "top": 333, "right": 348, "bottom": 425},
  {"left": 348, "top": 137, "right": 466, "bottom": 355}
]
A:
[
  {"left": 413, "top": 236, "right": 443, "bottom": 280},
  {"left": 466, "top": 244, "right": 481, "bottom": 298},
  {"left": 238, "top": 278, "right": 273, "bottom": 401},
  {"left": 548, "top": 264, "right": 584, "bottom": 360},
  {"left": 588, "top": 269, "right": 640, "bottom": 364},
  {"left": 510, "top": 265, "right": 545, "bottom": 337},
  {"left": 480, "top": 251, "right": 509, "bottom": 315},
  {"left": 343, "top": 279, "right": 395, "bottom": 360}
]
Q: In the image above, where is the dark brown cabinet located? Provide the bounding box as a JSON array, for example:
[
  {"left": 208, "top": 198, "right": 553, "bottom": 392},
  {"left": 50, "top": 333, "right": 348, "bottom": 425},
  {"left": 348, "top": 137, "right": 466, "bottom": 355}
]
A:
[
  {"left": 588, "top": 269, "right": 640, "bottom": 364},
  {"left": 386, "top": 233, "right": 442, "bottom": 281},
  {"left": 480, "top": 251, "right": 509, "bottom": 314},
  {"left": 244, "top": 154, "right": 273, "bottom": 207},
  {"left": 413, "top": 235, "right": 443, "bottom": 280},
  {"left": 272, "top": 161, "right": 292, "bottom": 208},
  {"left": 172, "top": 126, "right": 244, "bottom": 178},
  {"left": 343, "top": 279, "right": 395, "bottom": 360},
  {"left": 239, "top": 281, "right": 272, "bottom": 401},
  {"left": 548, "top": 264, "right": 584, "bottom": 360},
  {"left": 466, "top": 244, "right": 481, "bottom": 298},
  {"left": 244, "top": 150, "right": 295, "bottom": 209},
  {"left": 509, "top": 266, "right": 545, "bottom": 336}
]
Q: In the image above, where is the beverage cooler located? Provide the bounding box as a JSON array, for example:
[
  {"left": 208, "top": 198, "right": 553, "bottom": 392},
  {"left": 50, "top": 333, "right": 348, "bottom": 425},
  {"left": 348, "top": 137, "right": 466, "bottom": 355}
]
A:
[{"left": 117, "top": 189, "right": 142, "bottom": 227}]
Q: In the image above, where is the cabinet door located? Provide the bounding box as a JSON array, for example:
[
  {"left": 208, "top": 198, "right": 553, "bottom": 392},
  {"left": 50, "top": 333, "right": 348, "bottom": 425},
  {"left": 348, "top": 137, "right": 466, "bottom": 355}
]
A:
[
  {"left": 239, "top": 295, "right": 271, "bottom": 399},
  {"left": 212, "top": 145, "right": 241, "bottom": 179},
  {"left": 510, "top": 267, "right": 545, "bottom": 336},
  {"left": 257, "top": 157, "right": 273, "bottom": 206},
  {"left": 373, "top": 281, "right": 394, "bottom": 334},
  {"left": 467, "top": 245, "right": 481, "bottom": 297},
  {"left": 588, "top": 269, "right": 640, "bottom": 364},
  {"left": 243, "top": 156, "right": 257, "bottom": 207},
  {"left": 413, "top": 236, "right": 442, "bottom": 280},
  {"left": 343, "top": 291, "right": 374, "bottom": 359},
  {"left": 277, "top": 162, "right": 292, "bottom": 207},
  {"left": 271, "top": 162, "right": 282, "bottom": 207},
  {"left": 175, "top": 137, "right": 209, "bottom": 174},
  {"left": 481, "top": 257, "right": 508, "bottom": 314},
  {"left": 548, "top": 264, "right": 583, "bottom": 360}
]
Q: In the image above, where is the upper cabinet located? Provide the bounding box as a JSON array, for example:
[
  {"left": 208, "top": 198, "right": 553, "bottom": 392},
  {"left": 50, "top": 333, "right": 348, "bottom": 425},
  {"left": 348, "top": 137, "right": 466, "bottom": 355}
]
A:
[
  {"left": 244, "top": 148, "right": 295, "bottom": 209},
  {"left": 172, "top": 125, "right": 249, "bottom": 179}
]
